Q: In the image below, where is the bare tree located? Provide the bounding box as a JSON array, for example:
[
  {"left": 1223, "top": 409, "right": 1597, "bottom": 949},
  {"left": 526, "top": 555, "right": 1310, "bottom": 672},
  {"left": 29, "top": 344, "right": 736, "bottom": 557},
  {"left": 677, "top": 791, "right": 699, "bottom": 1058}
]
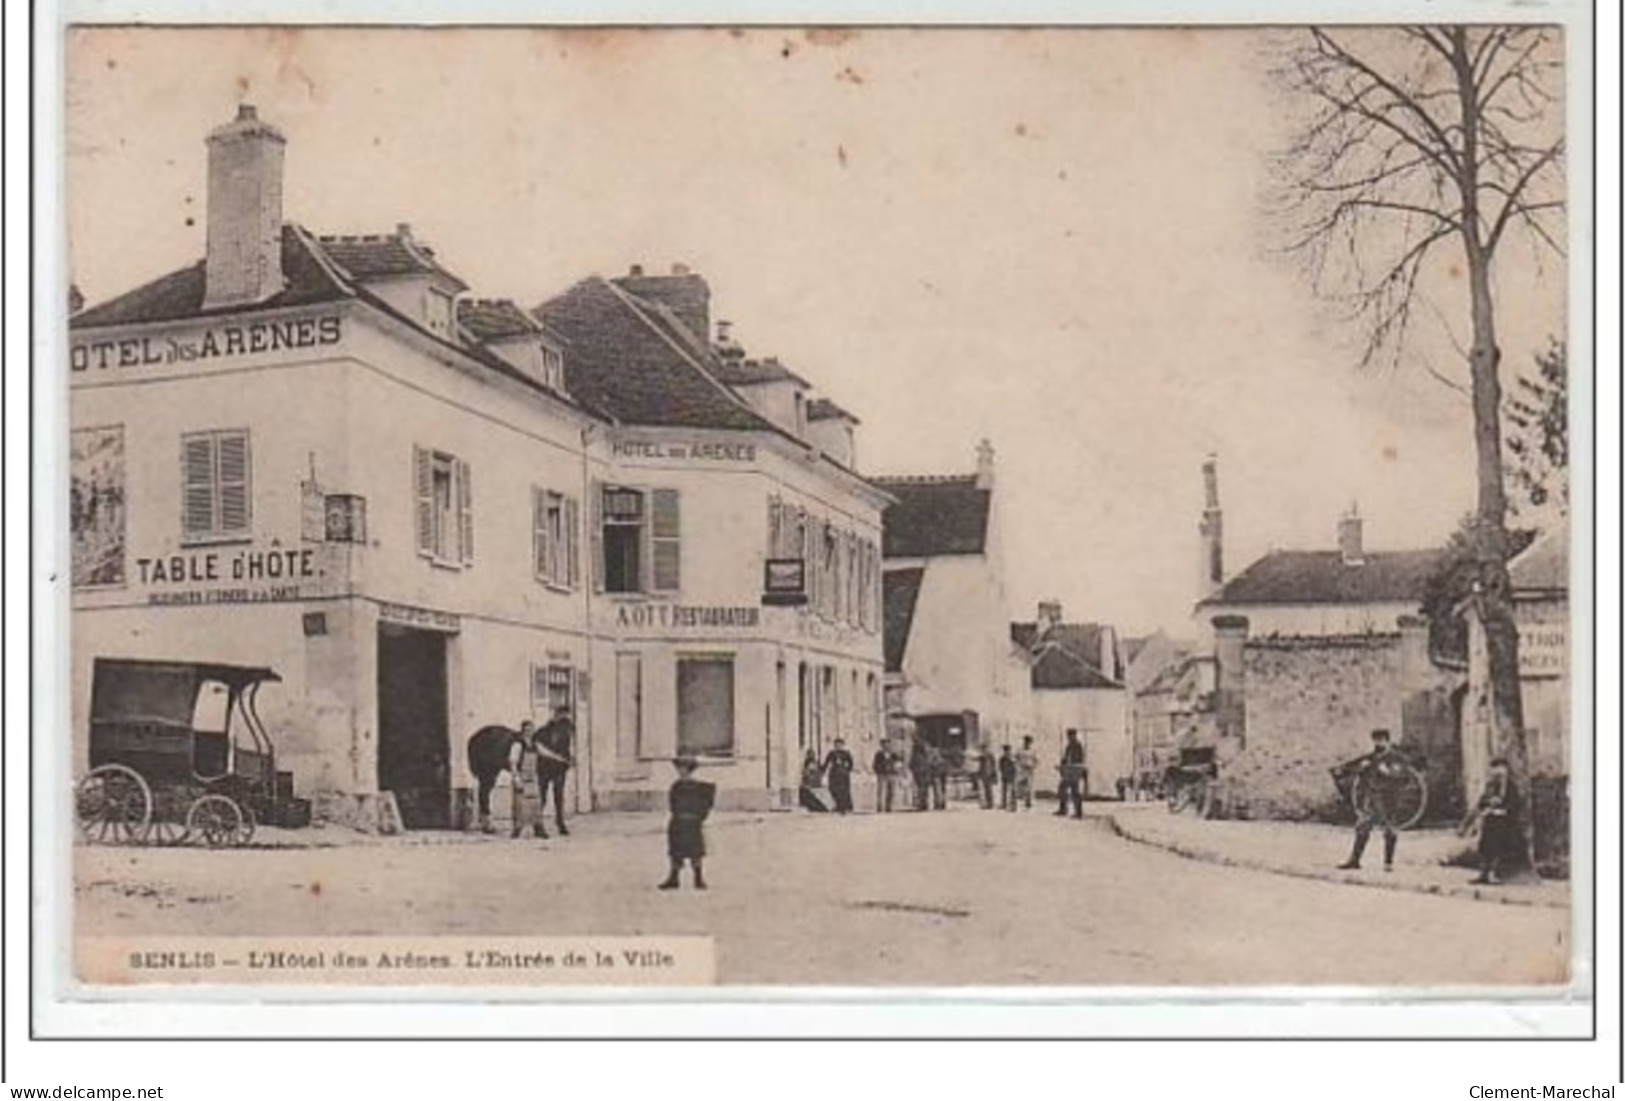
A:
[{"left": 1269, "top": 26, "right": 1565, "bottom": 869}]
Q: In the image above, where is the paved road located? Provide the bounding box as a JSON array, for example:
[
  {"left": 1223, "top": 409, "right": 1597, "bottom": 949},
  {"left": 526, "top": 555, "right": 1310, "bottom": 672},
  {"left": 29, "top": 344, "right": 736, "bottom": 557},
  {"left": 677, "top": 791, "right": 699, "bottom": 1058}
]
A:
[{"left": 76, "top": 806, "right": 1571, "bottom": 986}]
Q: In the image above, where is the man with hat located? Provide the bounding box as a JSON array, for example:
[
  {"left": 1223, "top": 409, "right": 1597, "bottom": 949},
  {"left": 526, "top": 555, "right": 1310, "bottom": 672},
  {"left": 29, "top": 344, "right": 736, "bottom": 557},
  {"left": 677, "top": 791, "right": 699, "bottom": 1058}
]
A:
[
  {"left": 1334, "top": 728, "right": 1408, "bottom": 871},
  {"left": 659, "top": 754, "right": 716, "bottom": 890}
]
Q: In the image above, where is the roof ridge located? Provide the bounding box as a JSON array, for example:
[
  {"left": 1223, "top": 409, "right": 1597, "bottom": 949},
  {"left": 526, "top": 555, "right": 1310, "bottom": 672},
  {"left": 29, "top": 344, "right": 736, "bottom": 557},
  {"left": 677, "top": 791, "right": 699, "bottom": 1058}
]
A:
[{"left": 872, "top": 473, "right": 977, "bottom": 485}]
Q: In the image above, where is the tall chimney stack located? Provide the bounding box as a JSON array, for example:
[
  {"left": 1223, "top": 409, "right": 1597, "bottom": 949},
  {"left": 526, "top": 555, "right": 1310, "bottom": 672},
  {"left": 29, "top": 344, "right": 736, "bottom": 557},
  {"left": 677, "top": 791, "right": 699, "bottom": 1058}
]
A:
[
  {"left": 1198, "top": 454, "right": 1224, "bottom": 597},
  {"left": 203, "top": 104, "right": 286, "bottom": 311},
  {"left": 1338, "top": 502, "right": 1365, "bottom": 566}
]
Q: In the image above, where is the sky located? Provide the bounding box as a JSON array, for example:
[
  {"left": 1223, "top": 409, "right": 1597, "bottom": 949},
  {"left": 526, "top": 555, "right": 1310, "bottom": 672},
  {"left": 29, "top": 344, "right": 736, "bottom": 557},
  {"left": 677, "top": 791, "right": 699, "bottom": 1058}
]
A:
[{"left": 62, "top": 26, "right": 1567, "bottom": 635}]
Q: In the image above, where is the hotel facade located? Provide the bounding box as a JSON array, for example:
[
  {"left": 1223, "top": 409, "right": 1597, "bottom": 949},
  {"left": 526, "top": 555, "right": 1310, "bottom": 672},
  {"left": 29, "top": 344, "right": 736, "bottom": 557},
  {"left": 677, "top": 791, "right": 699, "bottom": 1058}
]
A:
[{"left": 68, "top": 106, "right": 888, "bottom": 828}]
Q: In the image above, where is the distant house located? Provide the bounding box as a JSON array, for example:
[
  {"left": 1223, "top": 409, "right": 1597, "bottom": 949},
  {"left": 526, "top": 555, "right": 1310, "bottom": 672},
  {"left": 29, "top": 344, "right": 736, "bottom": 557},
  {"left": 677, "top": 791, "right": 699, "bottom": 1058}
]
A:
[
  {"left": 1010, "top": 602, "right": 1131, "bottom": 796},
  {"left": 878, "top": 442, "right": 1031, "bottom": 756},
  {"left": 1189, "top": 478, "right": 1461, "bottom": 819},
  {"left": 1129, "top": 644, "right": 1215, "bottom": 785}
]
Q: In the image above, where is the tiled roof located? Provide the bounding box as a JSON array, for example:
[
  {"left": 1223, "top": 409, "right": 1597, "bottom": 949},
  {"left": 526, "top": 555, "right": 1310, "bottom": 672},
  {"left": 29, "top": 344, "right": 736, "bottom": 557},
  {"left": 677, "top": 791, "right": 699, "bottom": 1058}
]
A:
[
  {"left": 70, "top": 224, "right": 349, "bottom": 328},
  {"left": 709, "top": 357, "right": 810, "bottom": 388},
  {"left": 458, "top": 298, "right": 543, "bottom": 342},
  {"left": 1199, "top": 549, "right": 1445, "bottom": 607},
  {"left": 808, "top": 397, "right": 860, "bottom": 425},
  {"left": 1509, "top": 527, "right": 1568, "bottom": 593},
  {"left": 1030, "top": 645, "right": 1122, "bottom": 691},
  {"left": 874, "top": 475, "right": 991, "bottom": 558},
  {"left": 317, "top": 229, "right": 468, "bottom": 290},
  {"left": 535, "top": 277, "right": 774, "bottom": 431},
  {"left": 882, "top": 567, "right": 926, "bottom": 674}
]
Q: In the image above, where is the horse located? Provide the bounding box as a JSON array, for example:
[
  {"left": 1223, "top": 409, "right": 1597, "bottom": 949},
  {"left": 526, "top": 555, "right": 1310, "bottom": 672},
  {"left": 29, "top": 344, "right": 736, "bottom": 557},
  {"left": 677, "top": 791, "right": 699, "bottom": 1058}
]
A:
[{"left": 466, "top": 724, "right": 527, "bottom": 832}]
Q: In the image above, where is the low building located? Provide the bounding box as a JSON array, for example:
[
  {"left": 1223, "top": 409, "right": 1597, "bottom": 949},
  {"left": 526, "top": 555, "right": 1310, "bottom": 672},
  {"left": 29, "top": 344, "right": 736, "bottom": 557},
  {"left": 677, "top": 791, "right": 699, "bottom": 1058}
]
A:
[
  {"left": 1009, "top": 603, "right": 1131, "bottom": 797},
  {"left": 1131, "top": 651, "right": 1216, "bottom": 785},
  {"left": 878, "top": 444, "right": 1031, "bottom": 758}
]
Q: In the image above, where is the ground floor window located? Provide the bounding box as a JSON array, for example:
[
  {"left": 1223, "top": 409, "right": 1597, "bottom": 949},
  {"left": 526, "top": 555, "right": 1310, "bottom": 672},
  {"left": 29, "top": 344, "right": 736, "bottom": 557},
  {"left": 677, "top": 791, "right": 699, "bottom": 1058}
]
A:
[
  {"left": 677, "top": 654, "right": 735, "bottom": 757},
  {"left": 531, "top": 662, "right": 574, "bottom": 718}
]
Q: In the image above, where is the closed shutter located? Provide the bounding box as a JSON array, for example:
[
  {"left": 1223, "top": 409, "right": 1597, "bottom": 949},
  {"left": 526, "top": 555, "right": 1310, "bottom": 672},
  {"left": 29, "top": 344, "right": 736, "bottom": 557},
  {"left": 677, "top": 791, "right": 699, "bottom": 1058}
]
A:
[
  {"left": 413, "top": 445, "right": 433, "bottom": 557},
  {"left": 216, "top": 431, "right": 250, "bottom": 535},
  {"left": 456, "top": 458, "right": 473, "bottom": 563},
  {"left": 590, "top": 482, "right": 605, "bottom": 593},
  {"left": 565, "top": 496, "right": 581, "bottom": 589},
  {"left": 650, "top": 487, "right": 681, "bottom": 592},
  {"left": 181, "top": 435, "right": 216, "bottom": 538}
]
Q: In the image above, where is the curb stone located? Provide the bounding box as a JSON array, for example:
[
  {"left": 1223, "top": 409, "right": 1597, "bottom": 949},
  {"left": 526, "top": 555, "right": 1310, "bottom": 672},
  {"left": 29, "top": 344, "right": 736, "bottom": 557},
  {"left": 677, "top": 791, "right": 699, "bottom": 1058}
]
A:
[{"left": 1102, "top": 812, "right": 1569, "bottom": 910}]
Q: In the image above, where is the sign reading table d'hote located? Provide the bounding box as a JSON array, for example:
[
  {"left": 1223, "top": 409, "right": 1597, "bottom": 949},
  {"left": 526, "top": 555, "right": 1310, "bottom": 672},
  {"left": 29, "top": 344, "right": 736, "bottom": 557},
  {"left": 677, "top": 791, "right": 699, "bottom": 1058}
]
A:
[
  {"left": 137, "top": 545, "right": 327, "bottom": 606},
  {"left": 1517, "top": 622, "right": 1566, "bottom": 679},
  {"left": 71, "top": 315, "right": 343, "bottom": 373}
]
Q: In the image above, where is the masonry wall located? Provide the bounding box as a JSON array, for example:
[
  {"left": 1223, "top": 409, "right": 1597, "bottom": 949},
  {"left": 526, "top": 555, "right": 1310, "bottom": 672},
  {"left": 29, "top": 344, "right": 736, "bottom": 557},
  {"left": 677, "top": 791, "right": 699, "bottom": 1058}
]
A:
[{"left": 1226, "top": 635, "right": 1407, "bottom": 820}]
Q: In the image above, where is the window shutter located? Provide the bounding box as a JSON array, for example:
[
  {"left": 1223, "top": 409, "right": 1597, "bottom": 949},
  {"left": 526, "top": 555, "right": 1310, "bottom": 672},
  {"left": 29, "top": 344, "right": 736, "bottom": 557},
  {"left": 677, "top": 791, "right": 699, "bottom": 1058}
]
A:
[
  {"left": 650, "top": 487, "right": 681, "bottom": 592},
  {"left": 565, "top": 496, "right": 581, "bottom": 590},
  {"left": 413, "top": 446, "right": 433, "bottom": 557},
  {"left": 590, "top": 482, "right": 605, "bottom": 593},
  {"left": 539, "top": 487, "right": 552, "bottom": 581},
  {"left": 181, "top": 435, "right": 216, "bottom": 538},
  {"left": 456, "top": 458, "right": 473, "bottom": 564},
  {"left": 216, "top": 431, "right": 250, "bottom": 535}
]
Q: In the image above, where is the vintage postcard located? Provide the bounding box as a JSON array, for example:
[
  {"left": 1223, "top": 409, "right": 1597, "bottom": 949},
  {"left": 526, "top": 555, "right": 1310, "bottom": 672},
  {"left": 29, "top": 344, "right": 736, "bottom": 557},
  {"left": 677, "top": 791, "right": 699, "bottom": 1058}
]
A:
[{"left": 54, "top": 18, "right": 1585, "bottom": 1001}]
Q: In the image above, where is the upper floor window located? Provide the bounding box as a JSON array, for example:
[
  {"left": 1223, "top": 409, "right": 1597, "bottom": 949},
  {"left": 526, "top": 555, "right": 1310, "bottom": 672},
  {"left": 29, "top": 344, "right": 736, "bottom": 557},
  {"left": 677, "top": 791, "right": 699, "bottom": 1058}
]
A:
[
  {"left": 181, "top": 429, "right": 251, "bottom": 543},
  {"left": 541, "top": 346, "right": 565, "bottom": 392},
  {"left": 425, "top": 286, "right": 455, "bottom": 337},
  {"left": 414, "top": 445, "right": 472, "bottom": 566},
  {"left": 533, "top": 487, "right": 580, "bottom": 590},
  {"left": 597, "top": 484, "right": 681, "bottom": 594}
]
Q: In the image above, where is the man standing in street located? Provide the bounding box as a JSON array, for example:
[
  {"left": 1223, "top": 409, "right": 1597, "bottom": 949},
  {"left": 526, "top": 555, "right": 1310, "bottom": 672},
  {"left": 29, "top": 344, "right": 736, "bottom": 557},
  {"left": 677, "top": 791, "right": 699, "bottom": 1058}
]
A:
[
  {"left": 1333, "top": 728, "right": 1407, "bottom": 871},
  {"left": 1055, "top": 730, "right": 1085, "bottom": 819},
  {"left": 998, "top": 744, "right": 1018, "bottom": 811},
  {"left": 1461, "top": 756, "right": 1522, "bottom": 884},
  {"left": 1015, "top": 736, "right": 1039, "bottom": 811},
  {"left": 909, "top": 736, "right": 932, "bottom": 811},
  {"left": 823, "top": 738, "right": 856, "bottom": 814},
  {"left": 534, "top": 705, "right": 575, "bottom": 839},
  {"left": 873, "top": 742, "right": 899, "bottom": 813}
]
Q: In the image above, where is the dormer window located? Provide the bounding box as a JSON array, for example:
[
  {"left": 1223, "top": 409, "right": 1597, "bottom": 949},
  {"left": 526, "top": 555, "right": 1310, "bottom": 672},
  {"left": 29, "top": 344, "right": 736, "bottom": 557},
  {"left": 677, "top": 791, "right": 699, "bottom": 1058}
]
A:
[
  {"left": 542, "top": 345, "right": 565, "bottom": 391},
  {"left": 425, "top": 286, "right": 455, "bottom": 337},
  {"left": 794, "top": 391, "right": 807, "bottom": 437}
]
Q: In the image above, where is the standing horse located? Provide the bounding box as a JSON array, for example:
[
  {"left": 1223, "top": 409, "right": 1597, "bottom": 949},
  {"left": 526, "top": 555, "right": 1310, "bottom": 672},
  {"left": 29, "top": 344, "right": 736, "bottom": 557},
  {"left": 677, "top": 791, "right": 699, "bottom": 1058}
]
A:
[{"left": 466, "top": 723, "right": 528, "bottom": 833}]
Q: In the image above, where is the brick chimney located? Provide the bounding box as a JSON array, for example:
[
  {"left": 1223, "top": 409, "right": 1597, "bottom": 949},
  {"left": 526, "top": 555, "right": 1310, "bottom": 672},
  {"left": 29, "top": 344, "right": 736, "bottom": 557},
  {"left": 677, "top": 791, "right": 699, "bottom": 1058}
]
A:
[
  {"left": 975, "top": 438, "right": 995, "bottom": 490},
  {"left": 613, "top": 263, "right": 710, "bottom": 347},
  {"left": 1198, "top": 454, "right": 1224, "bottom": 598},
  {"left": 1338, "top": 503, "right": 1365, "bottom": 566},
  {"left": 203, "top": 104, "right": 287, "bottom": 310}
]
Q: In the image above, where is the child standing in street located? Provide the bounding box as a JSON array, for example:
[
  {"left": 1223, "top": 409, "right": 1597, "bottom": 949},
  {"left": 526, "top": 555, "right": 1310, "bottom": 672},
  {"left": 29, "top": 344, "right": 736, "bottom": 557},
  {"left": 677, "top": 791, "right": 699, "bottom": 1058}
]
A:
[{"left": 660, "top": 755, "right": 716, "bottom": 890}]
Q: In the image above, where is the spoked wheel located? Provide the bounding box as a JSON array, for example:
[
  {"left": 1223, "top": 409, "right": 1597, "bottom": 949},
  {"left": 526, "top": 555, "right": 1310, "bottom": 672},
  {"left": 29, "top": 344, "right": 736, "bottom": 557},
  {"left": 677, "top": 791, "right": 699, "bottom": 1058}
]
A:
[
  {"left": 76, "top": 765, "right": 153, "bottom": 845},
  {"left": 186, "top": 795, "right": 244, "bottom": 849},
  {"left": 147, "top": 818, "right": 190, "bottom": 847},
  {"left": 1353, "top": 768, "right": 1429, "bottom": 831}
]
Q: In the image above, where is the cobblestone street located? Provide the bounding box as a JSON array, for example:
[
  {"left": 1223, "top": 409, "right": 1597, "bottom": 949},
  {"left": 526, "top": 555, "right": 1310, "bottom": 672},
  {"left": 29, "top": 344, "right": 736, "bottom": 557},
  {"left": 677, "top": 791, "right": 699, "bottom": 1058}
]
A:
[{"left": 76, "top": 804, "right": 1571, "bottom": 987}]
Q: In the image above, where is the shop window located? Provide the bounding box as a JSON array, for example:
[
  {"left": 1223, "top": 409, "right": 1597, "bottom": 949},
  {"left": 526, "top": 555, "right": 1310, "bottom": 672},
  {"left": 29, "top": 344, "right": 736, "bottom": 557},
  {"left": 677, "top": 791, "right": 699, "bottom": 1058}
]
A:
[
  {"left": 414, "top": 445, "right": 472, "bottom": 565},
  {"left": 180, "top": 429, "right": 251, "bottom": 543},
  {"left": 677, "top": 655, "right": 735, "bottom": 757},
  {"left": 532, "top": 663, "right": 574, "bottom": 718}
]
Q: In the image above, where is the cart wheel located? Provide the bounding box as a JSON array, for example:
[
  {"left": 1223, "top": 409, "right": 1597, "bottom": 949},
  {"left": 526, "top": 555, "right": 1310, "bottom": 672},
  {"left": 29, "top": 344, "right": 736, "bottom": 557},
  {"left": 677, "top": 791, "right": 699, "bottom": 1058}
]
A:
[
  {"left": 76, "top": 765, "right": 153, "bottom": 845},
  {"left": 233, "top": 804, "right": 257, "bottom": 848},
  {"left": 147, "top": 818, "right": 190, "bottom": 847},
  {"left": 185, "top": 795, "right": 243, "bottom": 849},
  {"left": 1353, "top": 769, "right": 1429, "bottom": 831}
]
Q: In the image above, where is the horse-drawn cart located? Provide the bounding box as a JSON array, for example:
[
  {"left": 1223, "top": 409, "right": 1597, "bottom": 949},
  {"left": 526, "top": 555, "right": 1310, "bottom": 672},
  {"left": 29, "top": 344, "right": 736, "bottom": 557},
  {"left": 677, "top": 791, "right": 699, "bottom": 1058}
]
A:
[{"left": 75, "top": 658, "right": 309, "bottom": 847}]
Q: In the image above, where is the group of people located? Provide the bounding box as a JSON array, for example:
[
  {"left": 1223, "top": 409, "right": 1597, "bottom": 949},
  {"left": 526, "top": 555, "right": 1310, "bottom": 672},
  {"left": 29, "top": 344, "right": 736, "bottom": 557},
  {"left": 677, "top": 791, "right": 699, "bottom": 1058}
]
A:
[
  {"left": 799, "top": 733, "right": 1074, "bottom": 816},
  {"left": 1334, "top": 727, "right": 1525, "bottom": 885}
]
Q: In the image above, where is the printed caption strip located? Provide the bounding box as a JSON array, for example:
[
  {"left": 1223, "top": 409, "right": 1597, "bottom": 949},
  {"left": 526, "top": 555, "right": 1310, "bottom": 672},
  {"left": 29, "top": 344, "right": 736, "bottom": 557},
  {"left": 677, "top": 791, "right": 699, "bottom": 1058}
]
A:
[{"left": 79, "top": 937, "right": 715, "bottom": 986}]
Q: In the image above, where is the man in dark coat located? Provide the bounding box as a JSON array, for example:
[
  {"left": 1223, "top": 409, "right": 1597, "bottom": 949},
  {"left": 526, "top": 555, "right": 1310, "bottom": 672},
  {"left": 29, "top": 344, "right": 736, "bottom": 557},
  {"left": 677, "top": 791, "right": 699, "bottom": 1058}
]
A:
[
  {"left": 1055, "top": 730, "right": 1085, "bottom": 819},
  {"left": 466, "top": 722, "right": 531, "bottom": 834},
  {"left": 873, "top": 743, "right": 899, "bottom": 813},
  {"left": 908, "top": 737, "right": 932, "bottom": 811},
  {"left": 533, "top": 706, "right": 574, "bottom": 838},
  {"left": 998, "top": 745, "right": 1018, "bottom": 811},
  {"left": 1334, "top": 729, "right": 1408, "bottom": 871},
  {"left": 823, "top": 739, "right": 856, "bottom": 814},
  {"left": 659, "top": 755, "right": 715, "bottom": 890},
  {"left": 1462, "top": 756, "right": 1522, "bottom": 884}
]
